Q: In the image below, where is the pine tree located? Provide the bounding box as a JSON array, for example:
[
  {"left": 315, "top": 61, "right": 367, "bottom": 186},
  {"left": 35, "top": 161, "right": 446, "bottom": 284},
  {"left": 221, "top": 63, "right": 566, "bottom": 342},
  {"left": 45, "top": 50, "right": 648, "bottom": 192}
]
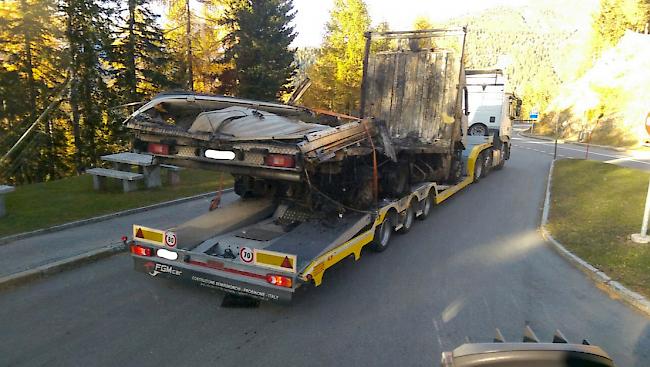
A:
[
  {"left": 0, "top": 0, "right": 68, "bottom": 182},
  {"left": 113, "top": 0, "right": 176, "bottom": 102},
  {"left": 221, "top": 0, "right": 297, "bottom": 101},
  {"left": 62, "top": 0, "right": 115, "bottom": 171},
  {"left": 301, "top": 0, "right": 370, "bottom": 115}
]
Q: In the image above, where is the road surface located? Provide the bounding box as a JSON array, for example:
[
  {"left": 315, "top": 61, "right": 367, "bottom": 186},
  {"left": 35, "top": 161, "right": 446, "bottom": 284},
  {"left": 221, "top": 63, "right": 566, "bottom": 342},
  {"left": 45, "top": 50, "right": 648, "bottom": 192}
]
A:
[
  {"left": 512, "top": 126, "right": 650, "bottom": 171},
  {"left": 1, "top": 145, "right": 649, "bottom": 367}
]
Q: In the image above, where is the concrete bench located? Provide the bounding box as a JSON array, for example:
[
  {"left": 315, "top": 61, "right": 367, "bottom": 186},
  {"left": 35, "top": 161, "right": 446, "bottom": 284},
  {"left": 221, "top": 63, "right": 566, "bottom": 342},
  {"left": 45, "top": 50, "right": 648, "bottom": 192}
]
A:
[
  {"left": 160, "top": 164, "right": 184, "bottom": 186},
  {"left": 0, "top": 185, "right": 15, "bottom": 218},
  {"left": 86, "top": 168, "right": 144, "bottom": 193}
]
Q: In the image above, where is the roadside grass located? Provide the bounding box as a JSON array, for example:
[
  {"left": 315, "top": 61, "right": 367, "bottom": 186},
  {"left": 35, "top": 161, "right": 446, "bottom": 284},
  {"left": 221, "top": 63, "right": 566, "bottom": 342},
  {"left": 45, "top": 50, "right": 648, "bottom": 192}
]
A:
[
  {"left": 547, "top": 159, "right": 650, "bottom": 297},
  {"left": 0, "top": 169, "right": 232, "bottom": 237}
]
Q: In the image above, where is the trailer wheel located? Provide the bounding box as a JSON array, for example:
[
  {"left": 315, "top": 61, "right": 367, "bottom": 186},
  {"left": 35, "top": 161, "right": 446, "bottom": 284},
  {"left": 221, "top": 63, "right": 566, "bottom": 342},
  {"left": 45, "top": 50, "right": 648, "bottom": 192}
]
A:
[
  {"left": 417, "top": 194, "right": 434, "bottom": 220},
  {"left": 473, "top": 155, "right": 484, "bottom": 182},
  {"left": 494, "top": 144, "right": 507, "bottom": 170},
  {"left": 482, "top": 150, "right": 492, "bottom": 177},
  {"left": 370, "top": 215, "right": 393, "bottom": 252},
  {"left": 398, "top": 204, "right": 415, "bottom": 234}
]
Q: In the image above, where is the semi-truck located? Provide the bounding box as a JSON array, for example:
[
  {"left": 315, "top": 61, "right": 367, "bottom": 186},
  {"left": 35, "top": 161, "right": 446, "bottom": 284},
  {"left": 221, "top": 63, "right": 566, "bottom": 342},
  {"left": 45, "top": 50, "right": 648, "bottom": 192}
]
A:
[{"left": 125, "top": 28, "right": 511, "bottom": 303}]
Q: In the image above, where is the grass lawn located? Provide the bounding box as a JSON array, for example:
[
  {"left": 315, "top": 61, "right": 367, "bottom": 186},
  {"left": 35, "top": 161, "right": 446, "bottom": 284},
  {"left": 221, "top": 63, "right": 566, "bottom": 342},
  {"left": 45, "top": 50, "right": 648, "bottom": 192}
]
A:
[
  {"left": 547, "top": 159, "right": 650, "bottom": 297},
  {"left": 0, "top": 169, "right": 232, "bottom": 237}
]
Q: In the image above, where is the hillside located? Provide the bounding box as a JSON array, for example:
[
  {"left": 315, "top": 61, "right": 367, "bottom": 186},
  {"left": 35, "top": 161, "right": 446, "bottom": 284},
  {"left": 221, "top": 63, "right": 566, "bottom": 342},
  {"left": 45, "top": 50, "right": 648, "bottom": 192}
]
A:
[
  {"left": 441, "top": 1, "right": 599, "bottom": 114},
  {"left": 541, "top": 31, "right": 650, "bottom": 146}
]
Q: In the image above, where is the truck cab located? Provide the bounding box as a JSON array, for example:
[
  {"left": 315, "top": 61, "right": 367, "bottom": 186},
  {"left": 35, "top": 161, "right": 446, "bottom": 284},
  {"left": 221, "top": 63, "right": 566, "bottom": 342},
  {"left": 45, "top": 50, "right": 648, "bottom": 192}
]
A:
[{"left": 466, "top": 69, "right": 521, "bottom": 140}]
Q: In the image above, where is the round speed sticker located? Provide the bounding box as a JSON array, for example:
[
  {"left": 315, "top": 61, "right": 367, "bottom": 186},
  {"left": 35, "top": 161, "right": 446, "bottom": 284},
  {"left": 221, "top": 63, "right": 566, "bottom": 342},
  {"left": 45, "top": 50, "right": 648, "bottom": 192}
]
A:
[
  {"left": 240, "top": 247, "right": 253, "bottom": 263},
  {"left": 164, "top": 231, "right": 177, "bottom": 248}
]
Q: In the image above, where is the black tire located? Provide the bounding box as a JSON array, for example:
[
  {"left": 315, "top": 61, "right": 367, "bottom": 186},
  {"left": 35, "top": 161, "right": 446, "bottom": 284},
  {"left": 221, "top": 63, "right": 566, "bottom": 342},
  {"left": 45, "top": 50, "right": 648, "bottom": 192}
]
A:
[
  {"left": 370, "top": 215, "right": 393, "bottom": 252},
  {"left": 473, "top": 154, "right": 484, "bottom": 182},
  {"left": 398, "top": 205, "right": 415, "bottom": 234},
  {"left": 482, "top": 150, "right": 492, "bottom": 177},
  {"left": 468, "top": 124, "right": 488, "bottom": 136},
  {"left": 448, "top": 158, "right": 463, "bottom": 184},
  {"left": 383, "top": 163, "right": 409, "bottom": 197},
  {"left": 494, "top": 144, "right": 507, "bottom": 170},
  {"left": 417, "top": 194, "right": 433, "bottom": 221}
]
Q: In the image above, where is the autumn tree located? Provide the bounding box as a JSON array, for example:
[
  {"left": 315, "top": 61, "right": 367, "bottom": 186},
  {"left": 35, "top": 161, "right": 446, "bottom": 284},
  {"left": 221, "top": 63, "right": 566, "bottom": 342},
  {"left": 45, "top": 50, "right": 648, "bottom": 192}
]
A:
[
  {"left": 592, "top": 0, "right": 648, "bottom": 54},
  {"left": 301, "top": 0, "right": 370, "bottom": 115}
]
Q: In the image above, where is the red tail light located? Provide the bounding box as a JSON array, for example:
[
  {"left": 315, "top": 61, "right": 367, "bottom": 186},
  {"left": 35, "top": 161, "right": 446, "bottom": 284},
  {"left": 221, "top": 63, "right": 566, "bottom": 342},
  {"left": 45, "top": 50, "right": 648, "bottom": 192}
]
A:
[
  {"left": 266, "top": 274, "right": 293, "bottom": 288},
  {"left": 130, "top": 244, "right": 153, "bottom": 257},
  {"left": 147, "top": 143, "right": 169, "bottom": 155},
  {"left": 264, "top": 154, "right": 295, "bottom": 168}
]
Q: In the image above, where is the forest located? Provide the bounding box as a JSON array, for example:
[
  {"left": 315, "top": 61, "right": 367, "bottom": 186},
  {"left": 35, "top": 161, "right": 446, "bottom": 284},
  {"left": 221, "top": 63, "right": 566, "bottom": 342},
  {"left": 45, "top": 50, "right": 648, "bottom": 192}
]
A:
[{"left": 1, "top": 0, "right": 649, "bottom": 184}]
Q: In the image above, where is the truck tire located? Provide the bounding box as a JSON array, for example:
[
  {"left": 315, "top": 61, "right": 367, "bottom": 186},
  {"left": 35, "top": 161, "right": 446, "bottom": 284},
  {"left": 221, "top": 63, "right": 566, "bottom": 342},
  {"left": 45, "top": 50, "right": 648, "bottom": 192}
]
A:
[
  {"left": 469, "top": 123, "right": 488, "bottom": 136},
  {"left": 417, "top": 194, "right": 434, "bottom": 220},
  {"left": 370, "top": 215, "right": 393, "bottom": 252},
  {"left": 382, "top": 163, "right": 409, "bottom": 197},
  {"left": 448, "top": 158, "right": 463, "bottom": 184},
  {"left": 473, "top": 155, "right": 484, "bottom": 182},
  {"left": 398, "top": 204, "right": 415, "bottom": 234}
]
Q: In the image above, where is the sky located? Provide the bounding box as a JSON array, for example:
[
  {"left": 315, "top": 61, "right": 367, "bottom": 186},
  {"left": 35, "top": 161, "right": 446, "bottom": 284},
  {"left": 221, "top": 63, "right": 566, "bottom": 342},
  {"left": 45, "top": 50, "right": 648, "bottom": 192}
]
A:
[{"left": 291, "top": 0, "right": 531, "bottom": 47}]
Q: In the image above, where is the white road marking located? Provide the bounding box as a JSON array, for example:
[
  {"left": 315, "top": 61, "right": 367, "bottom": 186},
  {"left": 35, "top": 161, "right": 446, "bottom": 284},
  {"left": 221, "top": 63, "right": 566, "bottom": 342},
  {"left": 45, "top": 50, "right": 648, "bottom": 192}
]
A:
[
  {"left": 516, "top": 136, "right": 650, "bottom": 166},
  {"left": 432, "top": 319, "right": 444, "bottom": 350}
]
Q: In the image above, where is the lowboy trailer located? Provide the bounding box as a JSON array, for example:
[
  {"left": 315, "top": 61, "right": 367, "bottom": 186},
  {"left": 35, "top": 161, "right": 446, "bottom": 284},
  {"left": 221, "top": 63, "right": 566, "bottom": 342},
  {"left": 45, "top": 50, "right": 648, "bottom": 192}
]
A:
[{"left": 128, "top": 135, "right": 504, "bottom": 303}]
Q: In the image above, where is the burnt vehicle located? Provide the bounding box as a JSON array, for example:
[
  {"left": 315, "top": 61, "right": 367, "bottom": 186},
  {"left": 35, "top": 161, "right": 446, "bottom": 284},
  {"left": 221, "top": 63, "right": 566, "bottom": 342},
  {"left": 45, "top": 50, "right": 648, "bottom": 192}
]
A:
[{"left": 123, "top": 28, "right": 473, "bottom": 210}]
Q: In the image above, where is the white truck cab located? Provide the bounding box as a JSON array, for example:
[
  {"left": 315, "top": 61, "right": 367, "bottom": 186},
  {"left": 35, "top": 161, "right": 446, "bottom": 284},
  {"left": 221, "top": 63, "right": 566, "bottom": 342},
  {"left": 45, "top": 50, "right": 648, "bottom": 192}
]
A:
[{"left": 466, "top": 69, "right": 521, "bottom": 140}]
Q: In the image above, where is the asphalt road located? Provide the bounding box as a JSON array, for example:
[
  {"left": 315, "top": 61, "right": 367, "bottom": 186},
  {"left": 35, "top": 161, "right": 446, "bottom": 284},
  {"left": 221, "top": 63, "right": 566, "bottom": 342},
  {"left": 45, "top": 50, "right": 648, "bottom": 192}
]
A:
[
  {"left": 512, "top": 127, "right": 650, "bottom": 171},
  {"left": 1, "top": 146, "right": 650, "bottom": 367}
]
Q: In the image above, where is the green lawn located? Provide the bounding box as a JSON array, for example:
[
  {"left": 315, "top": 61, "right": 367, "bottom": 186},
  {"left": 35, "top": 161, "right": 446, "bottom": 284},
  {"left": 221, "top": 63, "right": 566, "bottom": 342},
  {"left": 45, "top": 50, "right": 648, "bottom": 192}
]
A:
[
  {"left": 0, "top": 169, "right": 232, "bottom": 237},
  {"left": 547, "top": 159, "right": 650, "bottom": 297}
]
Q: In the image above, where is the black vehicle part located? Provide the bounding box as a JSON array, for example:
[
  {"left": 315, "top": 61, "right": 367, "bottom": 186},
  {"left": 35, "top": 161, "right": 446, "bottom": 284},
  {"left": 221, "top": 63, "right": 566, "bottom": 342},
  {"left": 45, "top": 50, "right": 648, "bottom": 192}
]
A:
[
  {"left": 441, "top": 326, "right": 614, "bottom": 367},
  {"left": 381, "top": 162, "right": 409, "bottom": 197}
]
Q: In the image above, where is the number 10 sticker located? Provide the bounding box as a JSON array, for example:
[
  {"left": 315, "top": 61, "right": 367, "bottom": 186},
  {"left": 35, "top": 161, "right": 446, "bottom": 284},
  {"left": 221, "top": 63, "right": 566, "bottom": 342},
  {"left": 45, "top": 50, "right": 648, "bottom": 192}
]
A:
[{"left": 240, "top": 247, "right": 253, "bottom": 263}]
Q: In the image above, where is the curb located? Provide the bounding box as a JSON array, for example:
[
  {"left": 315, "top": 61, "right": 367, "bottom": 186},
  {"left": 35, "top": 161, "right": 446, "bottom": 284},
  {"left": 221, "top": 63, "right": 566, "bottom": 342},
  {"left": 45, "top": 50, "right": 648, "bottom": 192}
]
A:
[
  {"left": 0, "top": 242, "right": 126, "bottom": 290},
  {"left": 541, "top": 160, "right": 650, "bottom": 317},
  {"left": 0, "top": 188, "right": 233, "bottom": 246}
]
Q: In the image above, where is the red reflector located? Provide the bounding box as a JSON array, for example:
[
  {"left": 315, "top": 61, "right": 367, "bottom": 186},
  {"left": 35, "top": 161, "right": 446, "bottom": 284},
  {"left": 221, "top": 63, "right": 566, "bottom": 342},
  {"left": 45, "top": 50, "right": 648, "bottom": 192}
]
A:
[
  {"left": 281, "top": 256, "right": 293, "bottom": 269},
  {"left": 130, "top": 245, "right": 152, "bottom": 257},
  {"left": 266, "top": 274, "right": 293, "bottom": 288},
  {"left": 147, "top": 143, "right": 169, "bottom": 155},
  {"left": 264, "top": 154, "right": 295, "bottom": 168}
]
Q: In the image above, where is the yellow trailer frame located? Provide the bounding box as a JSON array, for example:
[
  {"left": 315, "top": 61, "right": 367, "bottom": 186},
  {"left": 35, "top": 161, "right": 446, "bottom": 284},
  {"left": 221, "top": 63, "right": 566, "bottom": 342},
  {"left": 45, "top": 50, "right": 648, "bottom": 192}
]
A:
[{"left": 299, "top": 141, "right": 494, "bottom": 286}]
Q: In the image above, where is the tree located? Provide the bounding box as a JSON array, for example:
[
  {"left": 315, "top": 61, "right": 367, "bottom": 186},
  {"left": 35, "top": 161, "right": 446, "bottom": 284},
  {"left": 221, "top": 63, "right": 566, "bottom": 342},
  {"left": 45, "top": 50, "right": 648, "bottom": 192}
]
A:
[
  {"left": 161, "top": 0, "right": 193, "bottom": 90},
  {"left": 592, "top": 0, "right": 648, "bottom": 54},
  {"left": 0, "top": 0, "right": 69, "bottom": 182},
  {"left": 113, "top": 0, "right": 176, "bottom": 102},
  {"left": 62, "top": 0, "right": 115, "bottom": 171},
  {"left": 413, "top": 16, "right": 434, "bottom": 30},
  {"left": 301, "top": 0, "right": 370, "bottom": 115},
  {"left": 220, "top": 0, "right": 297, "bottom": 101}
]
